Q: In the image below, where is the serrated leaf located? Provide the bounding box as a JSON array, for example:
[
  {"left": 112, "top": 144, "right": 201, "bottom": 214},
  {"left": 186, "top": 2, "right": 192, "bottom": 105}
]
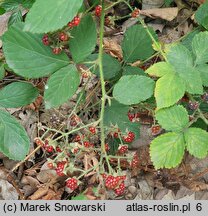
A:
[
  {"left": 146, "top": 62, "right": 174, "bottom": 77},
  {"left": 155, "top": 73, "right": 185, "bottom": 109},
  {"left": 0, "top": 110, "right": 30, "bottom": 160},
  {"left": 184, "top": 128, "right": 208, "bottom": 158},
  {"left": 196, "top": 64, "right": 208, "bottom": 87},
  {"left": 44, "top": 65, "right": 80, "bottom": 108},
  {"left": 1, "top": 0, "right": 21, "bottom": 11},
  {"left": 123, "top": 66, "right": 145, "bottom": 76},
  {"left": 122, "top": 25, "right": 156, "bottom": 63},
  {"left": 167, "top": 44, "right": 193, "bottom": 70},
  {"left": 113, "top": 75, "right": 155, "bottom": 105},
  {"left": 8, "top": 10, "right": 22, "bottom": 26},
  {"left": 180, "top": 67, "right": 203, "bottom": 94},
  {"left": 24, "top": 0, "right": 83, "bottom": 33},
  {"left": 86, "top": 54, "right": 121, "bottom": 80},
  {"left": 181, "top": 29, "right": 201, "bottom": 51},
  {"left": 0, "top": 82, "right": 39, "bottom": 108},
  {"left": 156, "top": 105, "right": 189, "bottom": 131},
  {"left": 150, "top": 132, "right": 185, "bottom": 169},
  {"left": 167, "top": 44, "right": 203, "bottom": 94},
  {"left": 192, "top": 32, "right": 208, "bottom": 65},
  {"left": 104, "top": 100, "right": 140, "bottom": 139},
  {"left": 69, "top": 15, "right": 97, "bottom": 63},
  {"left": 2, "top": 22, "right": 69, "bottom": 78}
]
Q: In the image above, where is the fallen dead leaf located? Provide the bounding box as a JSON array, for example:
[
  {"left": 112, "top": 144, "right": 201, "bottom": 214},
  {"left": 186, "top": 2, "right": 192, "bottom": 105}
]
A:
[
  {"left": 0, "top": 179, "right": 19, "bottom": 200},
  {"left": 103, "top": 37, "right": 123, "bottom": 60},
  {"left": 140, "top": 8, "right": 178, "bottom": 21}
]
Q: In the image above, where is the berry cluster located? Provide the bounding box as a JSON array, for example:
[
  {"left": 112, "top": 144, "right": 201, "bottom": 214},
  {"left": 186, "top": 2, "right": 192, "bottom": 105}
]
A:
[
  {"left": 123, "top": 131, "right": 135, "bottom": 143},
  {"left": 89, "top": 126, "right": 96, "bottom": 134},
  {"left": 83, "top": 141, "right": 94, "bottom": 148},
  {"left": 70, "top": 114, "right": 81, "bottom": 127},
  {"left": 103, "top": 174, "right": 126, "bottom": 196},
  {"left": 43, "top": 140, "right": 54, "bottom": 153},
  {"left": 55, "top": 161, "right": 66, "bottom": 176},
  {"left": 131, "top": 152, "right": 139, "bottom": 168},
  {"left": 131, "top": 8, "right": 140, "bottom": 18},
  {"left": 128, "top": 112, "right": 141, "bottom": 122},
  {"left": 188, "top": 101, "right": 199, "bottom": 111},
  {"left": 95, "top": 5, "right": 102, "bottom": 17},
  {"left": 66, "top": 178, "right": 78, "bottom": 191},
  {"left": 59, "top": 32, "right": 69, "bottom": 41},
  {"left": 151, "top": 125, "right": 161, "bottom": 136},
  {"left": 118, "top": 145, "right": 128, "bottom": 154},
  {"left": 42, "top": 34, "right": 50, "bottom": 46},
  {"left": 68, "top": 16, "right": 81, "bottom": 28}
]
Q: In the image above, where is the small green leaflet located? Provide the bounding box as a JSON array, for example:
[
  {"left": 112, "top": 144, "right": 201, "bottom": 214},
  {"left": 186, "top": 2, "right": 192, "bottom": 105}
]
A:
[
  {"left": 122, "top": 25, "right": 156, "bottom": 63},
  {"left": 0, "top": 110, "right": 30, "bottom": 160},
  {"left": 156, "top": 105, "right": 189, "bottom": 132},
  {"left": 24, "top": 0, "right": 83, "bottom": 33},
  {"left": 44, "top": 65, "right": 80, "bottom": 109},
  {"left": 184, "top": 128, "right": 208, "bottom": 159},
  {"left": 150, "top": 132, "right": 185, "bottom": 169},
  {"left": 2, "top": 22, "right": 69, "bottom": 78},
  {"left": 0, "top": 82, "right": 39, "bottom": 108},
  {"left": 113, "top": 75, "right": 155, "bottom": 105},
  {"left": 155, "top": 73, "right": 185, "bottom": 109},
  {"left": 69, "top": 15, "right": 97, "bottom": 63}
]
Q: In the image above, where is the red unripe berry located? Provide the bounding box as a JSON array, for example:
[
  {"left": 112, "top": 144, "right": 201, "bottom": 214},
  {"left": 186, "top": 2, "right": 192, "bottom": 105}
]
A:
[
  {"left": 105, "top": 143, "right": 110, "bottom": 151},
  {"left": 46, "top": 145, "right": 54, "bottom": 153},
  {"left": 89, "top": 126, "right": 96, "bottom": 134},
  {"left": 114, "top": 182, "right": 125, "bottom": 196},
  {"left": 56, "top": 146, "right": 62, "bottom": 152},
  {"left": 55, "top": 161, "right": 66, "bottom": 176},
  {"left": 105, "top": 175, "right": 119, "bottom": 189},
  {"left": 47, "top": 162, "right": 54, "bottom": 169},
  {"left": 66, "top": 178, "right": 78, "bottom": 190},
  {"left": 59, "top": 32, "right": 68, "bottom": 41},
  {"left": 131, "top": 9, "right": 140, "bottom": 18},
  {"left": 118, "top": 145, "right": 128, "bottom": 154},
  {"left": 52, "top": 47, "right": 61, "bottom": 55},
  {"left": 42, "top": 34, "right": 50, "bottom": 46},
  {"left": 151, "top": 125, "right": 161, "bottom": 135},
  {"left": 95, "top": 5, "right": 102, "bottom": 17}
]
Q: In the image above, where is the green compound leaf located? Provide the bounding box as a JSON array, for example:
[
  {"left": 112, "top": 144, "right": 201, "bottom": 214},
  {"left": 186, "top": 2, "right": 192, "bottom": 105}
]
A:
[
  {"left": 192, "top": 31, "right": 208, "bottom": 65},
  {"left": 196, "top": 64, "right": 208, "bottom": 87},
  {"left": 104, "top": 100, "right": 140, "bottom": 139},
  {"left": 44, "top": 65, "right": 80, "bottom": 109},
  {"left": 24, "top": 0, "right": 83, "bottom": 33},
  {"left": 69, "top": 15, "right": 97, "bottom": 63},
  {"left": 0, "top": 110, "right": 30, "bottom": 160},
  {"left": 184, "top": 128, "right": 208, "bottom": 159},
  {"left": 0, "top": 82, "right": 39, "bottom": 108},
  {"left": 2, "top": 22, "right": 69, "bottom": 78},
  {"left": 150, "top": 132, "right": 185, "bottom": 169},
  {"left": 146, "top": 62, "right": 174, "bottom": 77},
  {"left": 122, "top": 25, "right": 156, "bottom": 63},
  {"left": 155, "top": 73, "right": 186, "bottom": 109},
  {"left": 113, "top": 75, "right": 155, "bottom": 105},
  {"left": 156, "top": 105, "right": 189, "bottom": 132},
  {"left": 86, "top": 54, "right": 121, "bottom": 80}
]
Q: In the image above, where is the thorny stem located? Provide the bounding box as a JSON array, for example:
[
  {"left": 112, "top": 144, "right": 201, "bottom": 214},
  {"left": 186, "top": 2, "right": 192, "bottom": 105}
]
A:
[{"left": 98, "top": 0, "right": 113, "bottom": 174}]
